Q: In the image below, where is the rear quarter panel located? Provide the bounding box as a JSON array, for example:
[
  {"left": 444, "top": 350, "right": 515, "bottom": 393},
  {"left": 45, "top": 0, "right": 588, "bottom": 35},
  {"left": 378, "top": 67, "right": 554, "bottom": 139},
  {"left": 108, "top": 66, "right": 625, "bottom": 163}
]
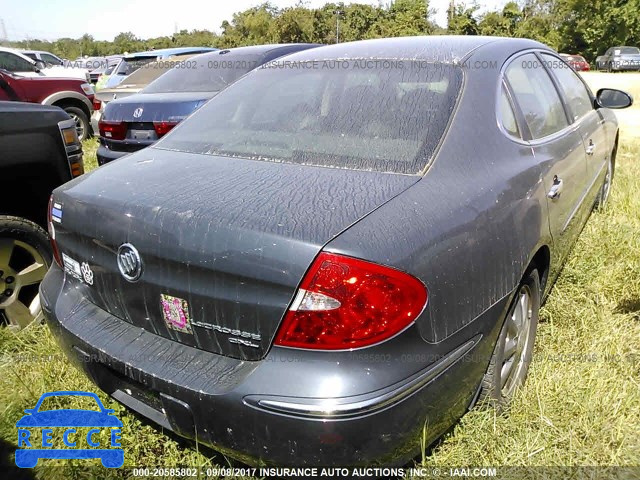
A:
[{"left": 326, "top": 44, "right": 553, "bottom": 343}]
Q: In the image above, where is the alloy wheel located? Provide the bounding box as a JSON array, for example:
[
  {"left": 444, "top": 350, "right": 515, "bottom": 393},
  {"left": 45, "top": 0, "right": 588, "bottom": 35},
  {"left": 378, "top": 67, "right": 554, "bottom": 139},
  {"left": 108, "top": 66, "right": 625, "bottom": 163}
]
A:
[
  {"left": 500, "top": 284, "right": 533, "bottom": 398},
  {"left": 68, "top": 112, "right": 86, "bottom": 141},
  {"left": 0, "top": 238, "right": 48, "bottom": 329}
]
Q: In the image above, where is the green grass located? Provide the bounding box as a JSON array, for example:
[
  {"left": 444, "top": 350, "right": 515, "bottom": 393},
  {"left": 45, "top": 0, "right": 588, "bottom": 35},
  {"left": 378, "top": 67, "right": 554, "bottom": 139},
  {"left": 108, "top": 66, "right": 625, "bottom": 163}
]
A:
[
  {"left": 82, "top": 137, "right": 99, "bottom": 172},
  {"left": 1, "top": 76, "right": 639, "bottom": 478}
]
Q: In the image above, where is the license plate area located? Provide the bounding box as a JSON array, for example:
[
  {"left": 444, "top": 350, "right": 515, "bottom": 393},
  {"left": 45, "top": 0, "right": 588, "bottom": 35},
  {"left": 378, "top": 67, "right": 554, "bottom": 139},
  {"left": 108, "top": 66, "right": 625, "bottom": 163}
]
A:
[{"left": 130, "top": 129, "right": 157, "bottom": 141}]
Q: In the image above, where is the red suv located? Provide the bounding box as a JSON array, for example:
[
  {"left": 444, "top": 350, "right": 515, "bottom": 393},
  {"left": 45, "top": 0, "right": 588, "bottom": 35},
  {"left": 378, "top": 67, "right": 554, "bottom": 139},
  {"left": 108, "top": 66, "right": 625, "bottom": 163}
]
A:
[{"left": 0, "top": 69, "right": 94, "bottom": 140}]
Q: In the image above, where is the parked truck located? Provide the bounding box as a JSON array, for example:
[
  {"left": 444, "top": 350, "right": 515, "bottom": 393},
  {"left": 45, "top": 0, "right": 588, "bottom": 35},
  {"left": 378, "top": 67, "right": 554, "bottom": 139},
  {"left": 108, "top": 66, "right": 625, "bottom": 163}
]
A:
[{"left": 0, "top": 101, "right": 84, "bottom": 329}]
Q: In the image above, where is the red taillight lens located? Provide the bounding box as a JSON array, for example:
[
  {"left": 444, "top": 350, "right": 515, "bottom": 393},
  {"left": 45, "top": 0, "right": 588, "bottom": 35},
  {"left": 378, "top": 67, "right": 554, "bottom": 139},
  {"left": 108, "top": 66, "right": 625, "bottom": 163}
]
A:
[
  {"left": 98, "top": 120, "right": 127, "bottom": 140},
  {"left": 47, "top": 195, "right": 63, "bottom": 268},
  {"left": 274, "top": 252, "right": 427, "bottom": 350},
  {"left": 92, "top": 98, "right": 101, "bottom": 111},
  {"left": 153, "top": 121, "right": 178, "bottom": 137}
]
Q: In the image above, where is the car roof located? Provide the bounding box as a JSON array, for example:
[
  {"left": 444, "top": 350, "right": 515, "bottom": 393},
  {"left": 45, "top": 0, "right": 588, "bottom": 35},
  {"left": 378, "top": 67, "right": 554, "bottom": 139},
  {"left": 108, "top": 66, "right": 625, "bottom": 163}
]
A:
[
  {"left": 190, "top": 43, "right": 320, "bottom": 61},
  {"left": 125, "top": 47, "right": 217, "bottom": 59},
  {"left": 20, "top": 49, "right": 56, "bottom": 55},
  {"left": 277, "top": 36, "right": 548, "bottom": 63}
]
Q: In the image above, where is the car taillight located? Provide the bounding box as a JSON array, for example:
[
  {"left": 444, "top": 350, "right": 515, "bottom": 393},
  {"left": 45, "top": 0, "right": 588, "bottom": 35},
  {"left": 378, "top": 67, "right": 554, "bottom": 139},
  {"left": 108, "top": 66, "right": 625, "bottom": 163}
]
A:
[
  {"left": 153, "top": 121, "right": 178, "bottom": 137},
  {"left": 92, "top": 98, "right": 101, "bottom": 111},
  {"left": 274, "top": 252, "right": 427, "bottom": 350},
  {"left": 98, "top": 120, "right": 127, "bottom": 140},
  {"left": 47, "top": 196, "right": 63, "bottom": 268}
]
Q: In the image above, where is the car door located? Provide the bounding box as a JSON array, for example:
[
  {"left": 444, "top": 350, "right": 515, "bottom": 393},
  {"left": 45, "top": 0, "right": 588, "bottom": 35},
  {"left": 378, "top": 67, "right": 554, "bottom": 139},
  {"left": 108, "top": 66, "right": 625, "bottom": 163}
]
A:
[
  {"left": 542, "top": 52, "right": 609, "bottom": 208},
  {"left": 0, "top": 73, "right": 16, "bottom": 101},
  {"left": 504, "top": 52, "right": 590, "bottom": 276}
]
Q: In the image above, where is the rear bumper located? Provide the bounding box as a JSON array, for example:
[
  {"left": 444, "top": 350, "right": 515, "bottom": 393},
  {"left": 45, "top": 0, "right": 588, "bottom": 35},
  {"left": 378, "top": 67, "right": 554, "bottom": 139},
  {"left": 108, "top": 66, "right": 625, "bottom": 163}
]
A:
[
  {"left": 97, "top": 141, "right": 151, "bottom": 165},
  {"left": 610, "top": 61, "right": 640, "bottom": 71},
  {"left": 96, "top": 145, "right": 129, "bottom": 165},
  {"left": 41, "top": 264, "right": 490, "bottom": 466}
]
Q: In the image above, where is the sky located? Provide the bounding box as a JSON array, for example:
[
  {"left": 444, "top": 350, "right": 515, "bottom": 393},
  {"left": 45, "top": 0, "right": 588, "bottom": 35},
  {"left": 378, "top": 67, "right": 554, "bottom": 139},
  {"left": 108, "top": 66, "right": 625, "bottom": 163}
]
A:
[{"left": 1, "top": 0, "right": 509, "bottom": 42}]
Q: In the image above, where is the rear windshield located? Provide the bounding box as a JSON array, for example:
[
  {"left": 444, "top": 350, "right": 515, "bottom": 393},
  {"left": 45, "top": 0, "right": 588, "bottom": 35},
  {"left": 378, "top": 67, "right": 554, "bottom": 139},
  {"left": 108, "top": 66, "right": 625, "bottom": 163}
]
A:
[
  {"left": 143, "top": 54, "right": 264, "bottom": 94},
  {"left": 156, "top": 60, "right": 462, "bottom": 174},
  {"left": 118, "top": 58, "right": 191, "bottom": 87},
  {"left": 104, "top": 61, "right": 119, "bottom": 75},
  {"left": 115, "top": 56, "right": 158, "bottom": 76}
]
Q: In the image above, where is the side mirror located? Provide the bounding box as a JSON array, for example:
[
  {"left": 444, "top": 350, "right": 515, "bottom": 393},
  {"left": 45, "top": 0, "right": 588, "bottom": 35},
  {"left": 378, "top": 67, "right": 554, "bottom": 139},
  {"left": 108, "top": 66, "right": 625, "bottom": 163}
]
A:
[
  {"left": 34, "top": 60, "right": 46, "bottom": 71},
  {"left": 596, "top": 88, "right": 633, "bottom": 109}
]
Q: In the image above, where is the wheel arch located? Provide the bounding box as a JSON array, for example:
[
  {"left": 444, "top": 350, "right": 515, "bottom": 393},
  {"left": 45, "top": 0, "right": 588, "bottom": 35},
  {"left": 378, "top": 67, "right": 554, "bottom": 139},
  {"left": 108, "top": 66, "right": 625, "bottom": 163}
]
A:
[
  {"left": 526, "top": 244, "right": 551, "bottom": 300},
  {"left": 51, "top": 98, "right": 91, "bottom": 120},
  {"left": 44, "top": 91, "right": 92, "bottom": 119},
  {"left": 611, "top": 130, "right": 619, "bottom": 179}
]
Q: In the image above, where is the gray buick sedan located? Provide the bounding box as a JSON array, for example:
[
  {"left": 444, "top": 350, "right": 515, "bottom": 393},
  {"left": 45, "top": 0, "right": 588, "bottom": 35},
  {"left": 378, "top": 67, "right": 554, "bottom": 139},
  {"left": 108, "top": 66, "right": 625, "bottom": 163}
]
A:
[{"left": 41, "top": 36, "right": 632, "bottom": 466}]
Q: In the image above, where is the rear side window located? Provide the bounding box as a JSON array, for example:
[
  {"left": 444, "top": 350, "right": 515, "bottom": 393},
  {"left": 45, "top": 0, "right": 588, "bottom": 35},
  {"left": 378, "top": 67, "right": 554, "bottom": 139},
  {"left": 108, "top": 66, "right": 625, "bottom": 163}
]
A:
[
  {"left": 542, "top": 54, "right": 593, "bottom": 122},
  {"left": 41, "top": 53, "right": 63, "bottom": 66},
  {"left": 506, "top": 53, "right": 568, "bottom": 139},
  {"left": 156, "top": 60, "right": 463, "bottom": 175},
  {"left": 498, "top": 84, "right": 519, "bottom": 137},
  {"left": 0, "top": 52, "right": 33, "bottom": 72}
]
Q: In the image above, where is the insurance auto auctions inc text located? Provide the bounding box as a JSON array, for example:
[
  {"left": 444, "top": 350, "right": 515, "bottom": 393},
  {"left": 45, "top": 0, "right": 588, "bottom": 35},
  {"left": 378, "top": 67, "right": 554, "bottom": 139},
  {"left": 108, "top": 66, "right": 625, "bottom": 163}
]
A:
[{"left": 201, "top": 467, "right": 498, "bottom": 478}]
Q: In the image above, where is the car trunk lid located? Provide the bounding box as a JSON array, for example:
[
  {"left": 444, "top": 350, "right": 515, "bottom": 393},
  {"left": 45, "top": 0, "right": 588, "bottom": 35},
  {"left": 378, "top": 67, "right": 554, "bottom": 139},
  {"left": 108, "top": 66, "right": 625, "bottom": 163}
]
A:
[
  {"left": 101, "top": 92, "right": 215, "bottom": 150},
  {"left": 53, "top": 148, "right": 418, "bottom": 360}
]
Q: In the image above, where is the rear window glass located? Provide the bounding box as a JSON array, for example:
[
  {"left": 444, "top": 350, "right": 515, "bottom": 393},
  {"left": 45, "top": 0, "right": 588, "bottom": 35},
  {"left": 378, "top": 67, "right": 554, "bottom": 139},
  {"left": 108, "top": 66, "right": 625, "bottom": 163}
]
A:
[
  {"left": 143, "top": 54, "right": 264, "bottom": 93},
  {"left": 118, "top": 57, "right": 193, "bottom": 87},
  {"left": 104, "top": 62, "right": 118, "bottom": 75},
  {"left": 116, "top": 56, "right": 158, "bottom": 76},
  {"left": 156, "top": 60, "right": 463, "bottom": 174},
  {"left": 617, "top": 47, "right": 640, "bottom": 55}
]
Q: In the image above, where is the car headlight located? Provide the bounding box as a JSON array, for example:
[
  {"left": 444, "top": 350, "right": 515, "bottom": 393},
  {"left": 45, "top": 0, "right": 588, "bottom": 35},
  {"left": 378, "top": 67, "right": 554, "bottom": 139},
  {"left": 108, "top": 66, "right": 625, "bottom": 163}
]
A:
[{"left": 80, "top": 83, "right": 95, "bottom": 95}]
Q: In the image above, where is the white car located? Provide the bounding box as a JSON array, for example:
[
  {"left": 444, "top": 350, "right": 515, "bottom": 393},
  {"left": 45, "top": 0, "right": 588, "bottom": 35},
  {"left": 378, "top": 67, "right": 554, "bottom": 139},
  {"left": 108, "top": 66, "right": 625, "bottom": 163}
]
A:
[{"left": 0, "top": 47, "right": 88, "bottom": 80}]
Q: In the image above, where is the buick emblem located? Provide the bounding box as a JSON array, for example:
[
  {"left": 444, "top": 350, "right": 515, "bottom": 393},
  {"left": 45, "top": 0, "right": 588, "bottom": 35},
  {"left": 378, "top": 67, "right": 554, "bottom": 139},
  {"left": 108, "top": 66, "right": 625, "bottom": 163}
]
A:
[
  {"left": 133, "top": 107, "right": 144, "bottom": 118},
  {"left": 117, "top": 243, "right": 143, "bottom": 282}
]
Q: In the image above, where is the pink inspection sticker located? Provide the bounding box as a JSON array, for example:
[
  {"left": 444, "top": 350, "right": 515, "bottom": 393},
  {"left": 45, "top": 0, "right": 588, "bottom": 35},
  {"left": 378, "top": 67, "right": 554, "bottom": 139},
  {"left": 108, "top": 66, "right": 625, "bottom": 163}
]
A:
[{"left": 160, "top": 294, "right": 193, "bottom": 334}]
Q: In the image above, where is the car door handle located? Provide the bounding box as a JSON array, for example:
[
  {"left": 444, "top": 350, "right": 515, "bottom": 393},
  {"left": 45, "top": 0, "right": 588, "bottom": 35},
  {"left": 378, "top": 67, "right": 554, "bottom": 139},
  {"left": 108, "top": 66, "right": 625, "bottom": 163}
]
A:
[
  {"left": 586, "top": 142, "right": 596, "bottom": 156},
  {"left": 548, "top": 176, "right": 564, "bottom": 200}
]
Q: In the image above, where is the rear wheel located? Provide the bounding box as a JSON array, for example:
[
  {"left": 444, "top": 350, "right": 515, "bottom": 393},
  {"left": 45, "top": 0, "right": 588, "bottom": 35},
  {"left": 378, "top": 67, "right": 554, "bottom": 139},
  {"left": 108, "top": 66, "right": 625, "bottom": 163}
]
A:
[
  {"left": 0, "top": 216, "right": 52, "bottom": 330},
  {"left": 63, "top": 106, "right": 91, "bottom": 141},
  {"left": 479, "top": 269, "right": 540, "bottom": 409}
]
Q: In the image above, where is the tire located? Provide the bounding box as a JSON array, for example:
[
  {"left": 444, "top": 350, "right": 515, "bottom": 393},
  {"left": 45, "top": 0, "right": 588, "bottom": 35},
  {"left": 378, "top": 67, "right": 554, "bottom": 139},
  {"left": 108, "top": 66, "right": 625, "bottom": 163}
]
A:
[
  {"left": 478, "top": 269, "right": 540, "bottom": 409},
  {"left": 0, "top": 216, "right": 52, "bottom": 330},
  {"left": 595, "top": 150, "right": 615, "bottom": 211},
  {"left": 63, "top": 106, "right": 91, "bottom": 141}
]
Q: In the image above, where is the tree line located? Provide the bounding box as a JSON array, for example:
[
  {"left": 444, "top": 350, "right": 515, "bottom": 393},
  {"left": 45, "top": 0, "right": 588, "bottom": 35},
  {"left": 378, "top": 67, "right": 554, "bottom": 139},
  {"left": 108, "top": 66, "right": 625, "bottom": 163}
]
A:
[{"left": 7, "top": 0, "right": 640, "bottom": 63}]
